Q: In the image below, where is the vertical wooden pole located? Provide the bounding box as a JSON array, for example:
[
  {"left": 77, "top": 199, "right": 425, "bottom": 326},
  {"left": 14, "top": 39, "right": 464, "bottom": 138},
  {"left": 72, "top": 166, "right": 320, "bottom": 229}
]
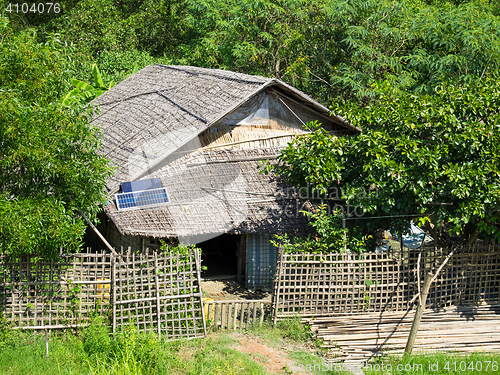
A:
[
  {"left": 239, "top": 303, "right": 244, "bottom": 332},
  {"left": 433, "top": 221, "right": 438, "bottom": 253},
  {"left": 45, "top": 328, "right": 49, "bottom": 361},
  {"left": 259, "top": 302, "right": 264, "bottom": 326},
  {"left": 272, "top": 247, "right": 284, "bottom": 325},
  {"left": 227, "top": 304, "right": 232, "bottom": 330},
  {"left": 154, "top": 252, "right": 162, "bottom": 339},
  {"left": 405, "top": 272, "right": 433, "bottom": 355},
  {"left": 111, "top": 254, "right": 116, "bottom": 334},
  {"left": 194, "top": 249, "right": 207, "bottom": 337},
  {"left": 342, "top": 213, "right": 347, "bottom": 252},
  {"left": 233, "top": 304, "right": 238, "bottom": 331},
  {"left": 246, "top": 302, "right": 251, "bottom": 330},
  {"left": 214, "top": 303, "right": 220, "bottom": 330}
]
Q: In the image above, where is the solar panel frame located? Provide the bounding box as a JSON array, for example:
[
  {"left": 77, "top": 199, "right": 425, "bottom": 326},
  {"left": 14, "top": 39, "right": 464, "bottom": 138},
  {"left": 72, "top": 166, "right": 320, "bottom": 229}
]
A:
[
  {"left": 115, "top": 187, "right": 170, "bottom": 211},
  {"left": 120, "top": 178, "right": 163, "bottom": 193}
]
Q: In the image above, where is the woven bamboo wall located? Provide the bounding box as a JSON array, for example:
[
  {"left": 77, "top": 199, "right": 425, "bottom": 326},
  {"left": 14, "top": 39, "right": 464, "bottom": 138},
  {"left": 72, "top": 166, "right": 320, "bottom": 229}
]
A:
[
  {"left": 272, "top": 243, "right": 500, "bottom": 320},
  {"left": 246, "top": 234, "right": 279, "bottom": 291}
]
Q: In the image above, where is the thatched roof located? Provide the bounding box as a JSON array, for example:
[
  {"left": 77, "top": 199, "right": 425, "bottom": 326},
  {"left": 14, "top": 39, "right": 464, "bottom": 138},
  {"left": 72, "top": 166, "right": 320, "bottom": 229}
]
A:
[
  {"left": 91, "top": 65, "right": 358, "bottom": 240},
  {"left": 90, "top": 65, "right": 358, "bottom": 193},
  {"left": 104, "top": 147, "right": 311, "bottom": 239}
]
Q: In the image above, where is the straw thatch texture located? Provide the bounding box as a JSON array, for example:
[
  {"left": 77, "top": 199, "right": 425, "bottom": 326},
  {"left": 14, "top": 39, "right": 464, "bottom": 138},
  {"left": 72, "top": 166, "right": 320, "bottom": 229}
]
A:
[
  {"left": 91, "top": 65, "right": 271, "bottom": 191},
  {"left": 105, "top": 146, "right": 311, "bottom": 239},
  {"left": 91, "top": 65, "right": 358, "bottom": 193}
]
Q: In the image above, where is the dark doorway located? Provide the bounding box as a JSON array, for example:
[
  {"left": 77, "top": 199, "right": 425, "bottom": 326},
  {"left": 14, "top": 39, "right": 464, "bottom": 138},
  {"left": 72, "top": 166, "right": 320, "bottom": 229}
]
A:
[{"left": 198, "top": 234, "right": 239, "bottom": 278}]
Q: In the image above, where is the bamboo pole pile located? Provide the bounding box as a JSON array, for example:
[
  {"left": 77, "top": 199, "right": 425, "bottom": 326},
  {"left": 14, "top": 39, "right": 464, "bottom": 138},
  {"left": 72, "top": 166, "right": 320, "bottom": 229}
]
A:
[{"left": 306, "top": 304, "right": 500, "bottom": 362}]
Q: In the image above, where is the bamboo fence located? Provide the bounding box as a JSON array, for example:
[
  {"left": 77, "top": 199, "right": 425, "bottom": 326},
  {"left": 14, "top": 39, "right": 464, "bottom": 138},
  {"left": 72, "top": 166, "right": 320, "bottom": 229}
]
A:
[
  {"left": 272, "top": 243, "right": 500, "bottom": 321},
  {"left": 0, "top": 251, "right": 111, "bottom": 329},
  {"left": 204, "top": 299, "right": 270, "bottom": 331},
  {"left": 112, "top": 249, "right": 206, "bottom": 340},
  {"left": 0, "top": 249, "right": 207, "bottom": 340}
]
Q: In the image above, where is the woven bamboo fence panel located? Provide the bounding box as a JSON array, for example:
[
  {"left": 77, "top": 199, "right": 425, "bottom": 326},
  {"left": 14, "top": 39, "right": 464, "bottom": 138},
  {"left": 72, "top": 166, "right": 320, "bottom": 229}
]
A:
[
  {"left": 0, "top": 251, "right": 111, "bottom": 329},
  {"left": 112, "top": 249, "right": 206, "bottom": 340},
  {"left": 272, "top": 243, "right": 500, "bottom": 320},
  {"left": 204, "top": 299, "right": 270, "bottom": 331}
]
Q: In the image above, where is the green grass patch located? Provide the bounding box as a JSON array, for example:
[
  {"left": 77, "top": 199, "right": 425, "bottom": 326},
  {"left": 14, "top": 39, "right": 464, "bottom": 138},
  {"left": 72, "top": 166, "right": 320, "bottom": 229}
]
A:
[
  {"left": 364, "top": 352, "right": 500, "bottom": 375},
  {"left": 0, "top": 332, "right": 88, "bottom": 375},
  {"left": 248, "top": 317, "right": 322, "bottom": 348},
  {"left": 2, "top": 317, "right": 500, "bottom": 375},
  {"left": 0, "top": 320, "right": 269, "bottom": 375}
]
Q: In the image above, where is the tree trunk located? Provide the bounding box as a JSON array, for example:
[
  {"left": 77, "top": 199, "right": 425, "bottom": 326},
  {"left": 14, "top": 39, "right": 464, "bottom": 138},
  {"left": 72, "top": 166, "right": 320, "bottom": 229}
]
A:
[
  {"left": 405, "top": 272, "right": 433, "bottom": 355},
  {"left": 465, "top": 225, "right": 480, "bottom": 247}
]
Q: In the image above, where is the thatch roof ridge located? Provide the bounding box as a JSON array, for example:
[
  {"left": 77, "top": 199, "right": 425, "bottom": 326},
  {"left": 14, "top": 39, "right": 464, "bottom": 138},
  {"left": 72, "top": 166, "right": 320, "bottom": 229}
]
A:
[
  {"left": 90, "top": 65, "right": 274, "bottom": 191},
  {"left": 154, "top": 64, "right": 270, "bottom": 84}
]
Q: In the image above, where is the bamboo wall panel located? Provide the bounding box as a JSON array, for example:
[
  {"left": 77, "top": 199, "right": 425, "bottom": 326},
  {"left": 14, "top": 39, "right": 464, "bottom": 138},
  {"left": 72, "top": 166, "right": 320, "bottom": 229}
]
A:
[
  {"left": 272, "top": 244, "right": 500, "bottom": 320},
  {"left": 0, "top": 251, "right": 111, "bottom": 328},
  {"left": 246, "top": 234, "right": 278, "bottom": 291},
  {"left": 112, "top": 249, "right": 206, "bottom": 340}
]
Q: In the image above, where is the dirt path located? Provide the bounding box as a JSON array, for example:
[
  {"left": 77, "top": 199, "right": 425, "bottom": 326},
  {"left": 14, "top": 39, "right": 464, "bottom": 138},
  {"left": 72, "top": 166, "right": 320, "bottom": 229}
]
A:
[
  {"left": 201, "top": 279, "right": 271, "bottom": 301},
  {"left": 231, "top": 333, "right": 313, "bottom": 375}
]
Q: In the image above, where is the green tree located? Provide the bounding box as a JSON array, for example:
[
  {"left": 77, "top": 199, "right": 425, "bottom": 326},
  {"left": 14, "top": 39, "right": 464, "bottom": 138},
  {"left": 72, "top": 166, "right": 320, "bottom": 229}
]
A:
[
  {"left": 268, "top": 77, "right": 500, "bottom": 245},
  {"left": 0, "top": 18, "right": 112, "bottom": 258},
  {"left": 324, "top": 0, "right": 500, "bottom": 102},
  {"left": 11, "top": 0, "right": 500, "bottom": 106},
  {"left": 63, "top": 64, "right": 116, "bottom": 105}
]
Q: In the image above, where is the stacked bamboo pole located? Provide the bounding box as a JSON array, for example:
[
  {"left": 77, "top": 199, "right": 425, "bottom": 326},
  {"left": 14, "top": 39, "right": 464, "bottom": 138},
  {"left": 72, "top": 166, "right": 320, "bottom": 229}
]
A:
[{"left": 306, "top": 305, "right": 500, "bottom": 362}]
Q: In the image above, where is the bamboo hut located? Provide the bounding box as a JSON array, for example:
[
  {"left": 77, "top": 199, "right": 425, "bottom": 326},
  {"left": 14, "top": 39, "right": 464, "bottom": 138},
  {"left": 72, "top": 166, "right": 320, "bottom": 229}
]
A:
[{"left": 87, "top": 65, "right": 359, "bottom": 290}]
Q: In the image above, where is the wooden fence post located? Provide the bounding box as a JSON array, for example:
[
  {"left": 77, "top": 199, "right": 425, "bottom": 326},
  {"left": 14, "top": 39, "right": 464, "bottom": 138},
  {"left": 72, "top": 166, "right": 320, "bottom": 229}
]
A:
[
  {"left": 111, "top": 254, "right": 116, "bottom": 334},
  {"left": 272, "top": 247, "right": 284, "bottom": 325},
  {"left": 154, "top": 252, "right": 161, "bottom": 339},
  {"left": 45, "top": 328, "right": 49, "bottom": 361},
  {"left": 194, "top": 248, "right": 207, "bottom": 337}
]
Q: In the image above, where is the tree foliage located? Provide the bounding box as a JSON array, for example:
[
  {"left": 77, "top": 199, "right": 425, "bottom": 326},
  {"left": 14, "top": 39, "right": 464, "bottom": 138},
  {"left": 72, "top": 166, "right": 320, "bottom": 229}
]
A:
[
  {"left": 63, "top": 64, "right": 116, "bottom": 105},
  {"left": 326, "top": 0, "right": 500, "bottom": 101},
  {"left": 9, "top": 0, "right": 500, "bottom": 104},
  {"left": 272, "top": 205, "right": 374, "bottom": 253},
  {"left": 0, "top": 18, "right": 112, "bottom": 257},
  {"left": 269, "top": 77, "right": 500, "bottom": 245}
]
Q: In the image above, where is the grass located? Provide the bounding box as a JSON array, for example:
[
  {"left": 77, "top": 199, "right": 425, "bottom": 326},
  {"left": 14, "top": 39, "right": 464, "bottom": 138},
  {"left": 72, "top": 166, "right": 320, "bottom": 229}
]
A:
[
  {"left": 0, "top": 318, "right": 500, "bottom": 375},
  {"left": 364, "top": 352, "right": 500, "bottom": 375}
]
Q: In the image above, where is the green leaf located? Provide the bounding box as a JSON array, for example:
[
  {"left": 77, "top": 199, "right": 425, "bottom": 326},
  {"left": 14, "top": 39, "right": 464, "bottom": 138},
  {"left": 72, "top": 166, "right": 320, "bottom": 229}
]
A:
[{"left": 92, "top": 63, "right": 105, "bottom": 89}]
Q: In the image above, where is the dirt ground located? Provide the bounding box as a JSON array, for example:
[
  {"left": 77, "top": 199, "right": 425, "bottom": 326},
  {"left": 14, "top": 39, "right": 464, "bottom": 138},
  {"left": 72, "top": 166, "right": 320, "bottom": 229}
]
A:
[
  {"left": 231, "top": 332, "right": 314, "bottom": 375},
  {"left": 201, "top": 279, "right": 271, "bottom": 301}
]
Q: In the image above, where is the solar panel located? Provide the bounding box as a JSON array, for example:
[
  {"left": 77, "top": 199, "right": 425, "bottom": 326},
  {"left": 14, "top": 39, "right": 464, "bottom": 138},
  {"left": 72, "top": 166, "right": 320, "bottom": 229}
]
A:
[
  {"left": 121, "top": 178, "right": 163, "bottom": 193},
  {"left": 115, "top": 188, "right": 170, "bottom": 211}
]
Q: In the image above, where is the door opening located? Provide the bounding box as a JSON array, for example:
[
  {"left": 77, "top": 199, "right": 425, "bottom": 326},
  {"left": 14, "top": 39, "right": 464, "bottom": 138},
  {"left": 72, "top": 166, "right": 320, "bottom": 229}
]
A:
[{"left": 198, "top": 234, "right": 239, "bottom": 279}]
